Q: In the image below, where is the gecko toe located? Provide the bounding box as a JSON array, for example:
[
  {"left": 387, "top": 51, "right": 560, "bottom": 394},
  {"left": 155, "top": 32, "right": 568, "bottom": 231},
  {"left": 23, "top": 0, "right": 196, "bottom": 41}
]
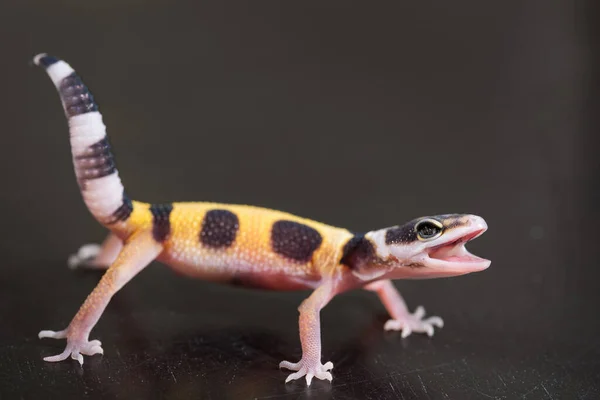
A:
[
  {"left": 71, "top": 351, "right": 84, "bottom": 365},
  {"left": 67, "top": 243, "right": 101, "bottom": 269},
  {"left": 81, "top": 344, "right": 104, "bottom": 356},
  {"left": 39, "top": 329, "right": 67, "bottom": 339},
  {"left": 414, "top": 306, "right": 425, "bottom": 319},
  {"left": 426, "top": 316, "right": 444, "bottom": 328},
  {"left": 279, "top": 360, "right": 300, "bottom": 371},
  {"left": 43, "top": 349, "right": 71, "bottom": 362},
  {"left": 305, "top": 373, "right": 314, "bottom": 386},
  {"left": 285, "top": 369, "right": 306, "bottom": 383}
]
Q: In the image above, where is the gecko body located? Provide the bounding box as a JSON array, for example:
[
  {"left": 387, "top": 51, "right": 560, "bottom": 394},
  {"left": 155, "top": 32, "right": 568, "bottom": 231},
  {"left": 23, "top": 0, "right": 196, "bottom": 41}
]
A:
[{"left": 33, "top": 54, "right": 491, "bottom": 385}]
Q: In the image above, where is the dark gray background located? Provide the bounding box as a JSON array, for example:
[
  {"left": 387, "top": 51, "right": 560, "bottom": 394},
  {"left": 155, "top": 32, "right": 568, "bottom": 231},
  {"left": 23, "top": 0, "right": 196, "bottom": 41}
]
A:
[{"left": 1, "top": 1, "right": 599, "bottom": 399}]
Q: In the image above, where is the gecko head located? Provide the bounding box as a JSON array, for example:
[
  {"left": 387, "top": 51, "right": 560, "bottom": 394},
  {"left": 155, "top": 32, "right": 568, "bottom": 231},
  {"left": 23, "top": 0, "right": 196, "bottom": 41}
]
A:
[
  {"left": 345, "top": 214, "right": 490, "bottom": 281},
  {"left": 382, "top": 214, "right": 490, "bottom": 279}
]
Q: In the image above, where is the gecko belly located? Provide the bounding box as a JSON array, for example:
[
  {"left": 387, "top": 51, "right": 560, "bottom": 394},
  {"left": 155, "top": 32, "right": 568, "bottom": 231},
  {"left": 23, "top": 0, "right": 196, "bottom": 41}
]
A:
[{"left": 159, "top": 251, "right": 322, "bottom": 291}]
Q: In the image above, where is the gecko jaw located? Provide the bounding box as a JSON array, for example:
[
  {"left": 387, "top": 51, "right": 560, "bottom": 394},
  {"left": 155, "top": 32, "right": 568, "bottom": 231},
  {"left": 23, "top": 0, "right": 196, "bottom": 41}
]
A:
[{"left": 425, "top": 227, "right": 490, "bottom": 272}]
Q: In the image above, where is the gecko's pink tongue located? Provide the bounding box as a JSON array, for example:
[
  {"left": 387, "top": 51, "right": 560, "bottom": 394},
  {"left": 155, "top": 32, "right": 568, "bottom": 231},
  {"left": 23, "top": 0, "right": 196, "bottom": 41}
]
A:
[
  {"left": 428, "top": 229, "right": 487, "bottom": 264},
  {"left": 429, "top": 245, "right": 485, "bottom": 263}
]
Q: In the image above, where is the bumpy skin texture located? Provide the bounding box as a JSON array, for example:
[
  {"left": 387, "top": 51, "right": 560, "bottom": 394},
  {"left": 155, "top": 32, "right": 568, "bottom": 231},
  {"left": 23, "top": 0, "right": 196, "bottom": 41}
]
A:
[{"left": 34, "top": 54, "right": 490, "bottom": 386}]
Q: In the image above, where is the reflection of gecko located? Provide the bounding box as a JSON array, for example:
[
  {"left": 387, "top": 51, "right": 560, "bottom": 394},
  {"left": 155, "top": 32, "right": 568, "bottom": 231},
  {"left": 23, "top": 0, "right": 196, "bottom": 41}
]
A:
[{"left": 33, "top": 54, "right": 491, "bottom": 385}]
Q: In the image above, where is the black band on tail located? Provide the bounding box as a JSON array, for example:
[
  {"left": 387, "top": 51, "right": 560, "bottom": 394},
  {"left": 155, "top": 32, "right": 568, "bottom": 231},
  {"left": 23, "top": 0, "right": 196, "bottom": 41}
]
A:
[
  {"left": 59, "top": 72, "right": 99, "bottom": 117},
  {"left": 34, "top": 54, "right": 59, "bottom": 68},
  {"left": 109, "top": 193, "right": 134, "bottom": 224}
]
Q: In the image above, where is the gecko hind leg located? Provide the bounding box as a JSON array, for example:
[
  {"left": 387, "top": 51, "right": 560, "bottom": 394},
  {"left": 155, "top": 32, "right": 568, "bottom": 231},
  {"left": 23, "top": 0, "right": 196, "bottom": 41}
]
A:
[
  {"left": 68, "top": 233, "right": 123, "bottom": 270},
  {"left": 364, "top": 280, "right": 444, "bottom": 338},
  {"left": 40, "top": 230, "right": 162, "bottom": 364}
]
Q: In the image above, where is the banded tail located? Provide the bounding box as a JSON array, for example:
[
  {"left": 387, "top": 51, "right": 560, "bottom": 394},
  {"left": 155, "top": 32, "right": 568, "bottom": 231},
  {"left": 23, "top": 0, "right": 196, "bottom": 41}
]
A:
[{"left": 33, "top": 54, "right": 133, "bottom": 227}]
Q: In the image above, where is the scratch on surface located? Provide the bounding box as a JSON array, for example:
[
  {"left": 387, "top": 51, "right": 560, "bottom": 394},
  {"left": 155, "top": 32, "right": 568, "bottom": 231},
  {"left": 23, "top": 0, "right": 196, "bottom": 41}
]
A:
[
  {"left": 228, "top": 372, "right": 236, "bottom": 385},
  {"left": 418, "top": 374, "right": 428, "bottom": 394},
  {"left": 389, "top": 381, "right": 405, "bottom": 400},
  {"left": 497, "top": 373, "right": 507, "bottom": 387},
  {"left": 461, "top": 358, "right": 498, "bottom": 399},
  {"left": 520, "top": 385, "right": 539, "bottom": 399},
  {"left": 169, "top": 368, "right": 177, "bottom": 383},
  {"left": 541, "top": 383, "right": 553, "bottom": 399},
  {"left": 471, "top": 388, "right": 496, "bottom": 399},
  {"left": 405, "top": 378, "right": 417, "bottom": 397}
]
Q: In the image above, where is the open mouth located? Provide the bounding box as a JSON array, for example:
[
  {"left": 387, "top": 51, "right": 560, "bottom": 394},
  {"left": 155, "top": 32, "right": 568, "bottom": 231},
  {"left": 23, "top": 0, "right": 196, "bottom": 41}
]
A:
[{"left": 427, "top": 228, "right": 489, "bottom": 268}]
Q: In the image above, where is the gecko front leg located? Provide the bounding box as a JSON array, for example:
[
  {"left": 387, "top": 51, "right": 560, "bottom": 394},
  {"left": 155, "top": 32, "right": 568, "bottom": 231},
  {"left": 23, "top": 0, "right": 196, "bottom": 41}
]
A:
[
  {"left": 364, "top": 280, "right": 443, "bottom": 338},
  {"left": 68, "top": 233, "right": 123, "bottom": 270},
  {"left": 40, "top": 230, "right": 162, "bottom": 364},
  {"left": 279, "top": 283, "right": 335, "bottom": 386}
]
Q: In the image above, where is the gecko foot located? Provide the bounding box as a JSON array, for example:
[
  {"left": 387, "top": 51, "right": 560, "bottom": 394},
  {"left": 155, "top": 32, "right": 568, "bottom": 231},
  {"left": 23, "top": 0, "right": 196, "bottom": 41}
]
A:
[
  {"left": 38, "top": 329, "right": 103, "bottom": 365},
  {"left": 67, "top": 244, "right": 101, "bottom": 269},
  {"left": 384, "top": 306, "right": 444, "bottom": 338},
  {"left": 279, "top": 359, "right": 333, "bottom": 385}
]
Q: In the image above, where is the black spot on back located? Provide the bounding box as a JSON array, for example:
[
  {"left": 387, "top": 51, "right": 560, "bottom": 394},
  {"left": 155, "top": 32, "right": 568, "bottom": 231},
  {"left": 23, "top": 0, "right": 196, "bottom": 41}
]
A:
[
  {"left": 340, "top": 234, "right": 376, "bottom": 269},
  {"left": 385, "top": 221, "right": 418, "bottom": 244},
  {"left": 271, "top": 220, "right": 322, "bottom": 263},
  {"left": 109, "top": 192, "right": 133, "bottom": 224},
  {"left": 75, "top": 137, "right": 117, "bottom": 183},
  {"left": 200, "top": 209, "right": 239, "bottom": 248},
  {"left": 59, "top": 72, "right": 99, "bottom": 117},
  {"left": 150, "top": 204, "right": 173, "bottom": 242}
]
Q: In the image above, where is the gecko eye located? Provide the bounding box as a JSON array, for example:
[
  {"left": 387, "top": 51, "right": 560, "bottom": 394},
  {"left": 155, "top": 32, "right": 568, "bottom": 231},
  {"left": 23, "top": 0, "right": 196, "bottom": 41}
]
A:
[{"left": 415, "top": 219, "right": 443, "bottom": 241}]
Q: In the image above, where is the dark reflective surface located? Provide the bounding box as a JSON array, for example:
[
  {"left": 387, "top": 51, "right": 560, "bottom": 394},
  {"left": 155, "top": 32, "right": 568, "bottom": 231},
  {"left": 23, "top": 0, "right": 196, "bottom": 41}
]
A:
[{"left": 1, "top": 1, "right": 599, "bottom": 399}]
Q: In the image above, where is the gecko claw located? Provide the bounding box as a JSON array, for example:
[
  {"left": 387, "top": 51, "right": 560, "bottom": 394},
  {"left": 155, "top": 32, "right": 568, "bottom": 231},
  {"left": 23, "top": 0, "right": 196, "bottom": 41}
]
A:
[
  {"left": 280, "top": 358, "right": 333, "bottom": 385},
  {"left": 384, "top": 305, "right": 444, "bottom": 338}
]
